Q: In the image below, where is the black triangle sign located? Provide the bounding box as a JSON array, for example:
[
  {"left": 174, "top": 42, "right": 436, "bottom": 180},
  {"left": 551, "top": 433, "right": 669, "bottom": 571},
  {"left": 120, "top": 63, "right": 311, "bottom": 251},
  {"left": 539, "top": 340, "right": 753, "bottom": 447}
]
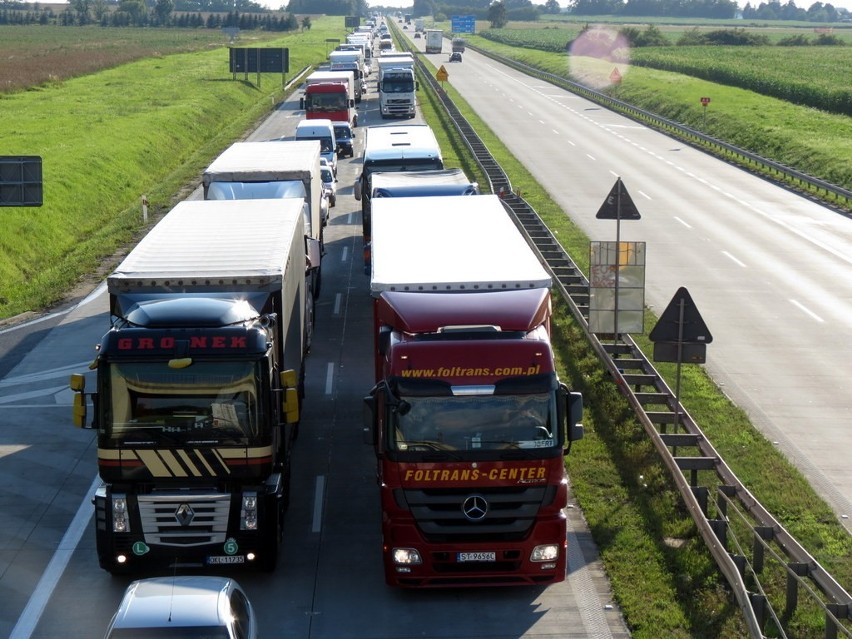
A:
[
  {"left": 596, "top": 177, "right": 641, "bottom": 220},
  {"left": 649, "top": 287, "right": 713, "bottom": 344}
]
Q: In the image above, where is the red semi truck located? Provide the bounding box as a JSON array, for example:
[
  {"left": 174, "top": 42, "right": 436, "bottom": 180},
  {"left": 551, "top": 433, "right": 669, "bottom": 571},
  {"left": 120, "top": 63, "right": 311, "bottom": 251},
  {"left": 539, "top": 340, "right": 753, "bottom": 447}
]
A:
[
  {"left": 363, "top": 194, "right": 584, "bottom": 588},
  {"left": 301, "top": 71, "right": 357, "bottom": 128}
]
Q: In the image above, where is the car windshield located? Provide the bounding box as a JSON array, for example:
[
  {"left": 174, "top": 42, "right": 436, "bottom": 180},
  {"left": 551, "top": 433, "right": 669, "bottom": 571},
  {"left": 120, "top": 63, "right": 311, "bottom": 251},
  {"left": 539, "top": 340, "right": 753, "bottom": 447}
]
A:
[
  {"left": 334, "top": 127, "right": 350, "bottom": 139},
  {"left": 108, "top": 628, "right": 229, "bottom": 638},
  {"left": 321, "top": 168, "right": 333, "bottom": 182}
]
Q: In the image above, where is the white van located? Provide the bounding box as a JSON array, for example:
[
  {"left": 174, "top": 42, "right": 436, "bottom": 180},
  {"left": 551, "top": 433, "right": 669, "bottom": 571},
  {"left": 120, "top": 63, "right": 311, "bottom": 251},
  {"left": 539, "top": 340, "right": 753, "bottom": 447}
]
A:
[{"left": 295, "top": 119, "right": 337, "bottom": 176}]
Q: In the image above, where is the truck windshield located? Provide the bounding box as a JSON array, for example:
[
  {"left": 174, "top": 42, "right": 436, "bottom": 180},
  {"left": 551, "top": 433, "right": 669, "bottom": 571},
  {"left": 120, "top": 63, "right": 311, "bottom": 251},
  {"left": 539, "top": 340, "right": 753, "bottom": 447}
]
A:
[
  {"left": 381, "top": 78, "right": 414, "bottom": 93},
  {"left": 206, "top": 180, "right": 305, "bottom": 201},
  {"left": 364, "top": 158, "right": 443, "bottom": 178},
  {"left": 103, "top": 361, "right": 264, "bottom": 447},
  {"left": 306, "top": 92, "right": 348, "bottom": 112},
  {"left": 389, "top": 393, "right": 556, "bottom": 452}
]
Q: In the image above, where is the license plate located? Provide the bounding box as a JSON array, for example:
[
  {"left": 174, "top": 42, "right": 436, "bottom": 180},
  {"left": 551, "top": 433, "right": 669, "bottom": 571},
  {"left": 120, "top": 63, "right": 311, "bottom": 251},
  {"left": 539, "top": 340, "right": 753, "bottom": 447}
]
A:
[
  {"left": 207, "top": 555, "right": 245, "bottom": 565},
  {"left": 457, "top": 552, "right": 495, "bottom": 563}
]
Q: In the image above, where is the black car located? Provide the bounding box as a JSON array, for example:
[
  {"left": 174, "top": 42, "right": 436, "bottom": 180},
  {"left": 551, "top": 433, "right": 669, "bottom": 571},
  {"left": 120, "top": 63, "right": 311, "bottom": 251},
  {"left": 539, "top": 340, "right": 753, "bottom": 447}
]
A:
[
  {"left": 449, "top": 52, "right": 462, "bottom": 63},
  {"left": 333, "top": 123, "right": 355, "bottom": 158}
]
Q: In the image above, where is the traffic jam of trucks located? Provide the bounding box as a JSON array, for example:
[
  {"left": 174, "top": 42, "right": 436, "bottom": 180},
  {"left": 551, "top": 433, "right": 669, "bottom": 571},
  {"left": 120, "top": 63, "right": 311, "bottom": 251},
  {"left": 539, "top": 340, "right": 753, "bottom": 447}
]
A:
[{"left": 68, "top": 16, "right": 585, "bottom": 592}]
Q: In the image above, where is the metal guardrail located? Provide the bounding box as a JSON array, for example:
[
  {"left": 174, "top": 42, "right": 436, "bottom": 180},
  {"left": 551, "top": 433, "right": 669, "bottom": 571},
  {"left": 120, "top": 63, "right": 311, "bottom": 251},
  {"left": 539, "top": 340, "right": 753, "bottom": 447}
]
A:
[
  {"left": 466, "top": 41, "right": 852, "bottom": 213},
  {"left": 395, "top": 27, "right": 852, "bottom": 639}
]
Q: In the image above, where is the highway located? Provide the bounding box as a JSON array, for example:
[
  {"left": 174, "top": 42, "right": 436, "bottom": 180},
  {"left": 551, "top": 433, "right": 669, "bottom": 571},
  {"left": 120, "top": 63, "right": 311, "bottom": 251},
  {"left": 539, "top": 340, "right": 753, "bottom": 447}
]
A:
[
  {"left": 0, "top": 54, "right": 630, "bottom": 638},
  {"left": 408, "top": 33, "right": 852, "bottom": 533}
]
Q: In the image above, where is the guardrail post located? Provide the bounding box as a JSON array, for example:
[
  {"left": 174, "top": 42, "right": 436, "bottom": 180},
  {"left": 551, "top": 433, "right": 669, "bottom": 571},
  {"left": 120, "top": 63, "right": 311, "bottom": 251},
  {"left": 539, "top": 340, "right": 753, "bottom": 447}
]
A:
[
  {"left": 749, "top": 593, "right": 768, "bottom": 633},
  {"left": 709, "top": 518, "right": 728, "bottom": 550},
  {"left": 824, "top": 602, "right": 847, "bottom": 639},
  {"left": 752, "top": 527, "right": 774, "bottom": 574},
  {"left": 691, "top": 486, "right": 709, "bottom": 517},
  {"left": 785, "top": 562, "right": 809, "bottom": 618}
]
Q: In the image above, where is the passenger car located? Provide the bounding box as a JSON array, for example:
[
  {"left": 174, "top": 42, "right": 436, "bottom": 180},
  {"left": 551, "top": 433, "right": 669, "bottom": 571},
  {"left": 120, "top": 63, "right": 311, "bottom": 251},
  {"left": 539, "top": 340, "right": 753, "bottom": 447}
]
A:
[
  {"left": 321, "top": 165, "right": 337, "bottom": 208},
  {"left": 333, "top": 122, "right": 355, "bottom": 158},
  {"left": 449, "top": 52, "right": 462, "bottom": 63},
  {"left": 103, "top": 576, "right": 257, "bottom": 639}
]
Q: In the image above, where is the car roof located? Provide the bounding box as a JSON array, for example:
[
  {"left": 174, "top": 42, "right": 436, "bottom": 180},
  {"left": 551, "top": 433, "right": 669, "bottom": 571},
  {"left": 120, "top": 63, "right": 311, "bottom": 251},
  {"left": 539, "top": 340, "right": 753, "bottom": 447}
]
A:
[{"left": 110, "top": 576, "right": 234, "bottom": 629}]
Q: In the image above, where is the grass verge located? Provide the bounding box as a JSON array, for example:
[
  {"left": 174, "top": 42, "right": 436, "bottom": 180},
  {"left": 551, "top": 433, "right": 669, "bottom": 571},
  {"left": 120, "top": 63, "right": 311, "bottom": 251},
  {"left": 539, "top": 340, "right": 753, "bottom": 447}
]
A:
[{"left": 0, "top": 20, "right": 346, "bottom": 321}]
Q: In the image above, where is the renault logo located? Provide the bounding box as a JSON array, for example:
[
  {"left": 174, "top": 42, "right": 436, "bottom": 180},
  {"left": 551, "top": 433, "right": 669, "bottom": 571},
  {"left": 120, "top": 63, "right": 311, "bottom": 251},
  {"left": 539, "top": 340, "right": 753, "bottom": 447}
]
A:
[
  {"left": 461, "top": 495, "right": 488, "bottom": 521},
  {"left": 175, "top": 503, "right": 195, "bottom": 527}
]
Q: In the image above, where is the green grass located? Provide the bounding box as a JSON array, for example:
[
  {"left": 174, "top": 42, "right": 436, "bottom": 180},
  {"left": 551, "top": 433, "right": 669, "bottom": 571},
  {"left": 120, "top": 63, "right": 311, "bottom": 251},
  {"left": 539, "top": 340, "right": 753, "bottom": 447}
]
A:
[{"left": 0, "top": 20, "right": 347, "bottom": 319}]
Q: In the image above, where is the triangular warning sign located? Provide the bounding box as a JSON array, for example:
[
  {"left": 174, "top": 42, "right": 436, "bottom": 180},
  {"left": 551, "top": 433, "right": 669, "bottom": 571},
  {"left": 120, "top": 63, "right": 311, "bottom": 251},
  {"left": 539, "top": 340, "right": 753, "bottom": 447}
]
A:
[
  {"left": 436, "top": 65, "right": 449, "bottom": 82},
  {"left": 648, "top": 287, "right": 713, "bottom": 344},
  {"left": 596, "top": 177, "right": 641, "bottom": 220}
]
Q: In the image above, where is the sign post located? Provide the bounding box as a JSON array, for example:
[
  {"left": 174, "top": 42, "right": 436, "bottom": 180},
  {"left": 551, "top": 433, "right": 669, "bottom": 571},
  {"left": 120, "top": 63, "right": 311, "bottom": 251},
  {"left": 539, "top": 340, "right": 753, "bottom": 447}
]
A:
[
  {"left": 593, "top": 177, "right": 642, "bottom": 342},
  {"left": 436, "top": 65, "right": 449, "bottom": 90},
  {"left": 700, "top": 96, "right": 711, "bottom": 127},
  {"left": 649, "top": 287, "right": 713, "bottom": 433}
]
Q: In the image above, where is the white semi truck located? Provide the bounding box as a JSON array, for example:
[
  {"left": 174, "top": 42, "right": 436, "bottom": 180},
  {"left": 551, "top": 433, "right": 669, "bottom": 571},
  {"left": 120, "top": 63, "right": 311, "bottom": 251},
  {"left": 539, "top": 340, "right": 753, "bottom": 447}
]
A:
[{"left": 377, "top": 54, "right": 417, "bottom": 119}]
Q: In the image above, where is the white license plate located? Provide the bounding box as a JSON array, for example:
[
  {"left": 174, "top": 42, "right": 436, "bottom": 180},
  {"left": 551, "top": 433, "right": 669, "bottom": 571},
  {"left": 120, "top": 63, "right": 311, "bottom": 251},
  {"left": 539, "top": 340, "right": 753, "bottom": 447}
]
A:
[
  {"left": 207, "top": 555, "right": 245, "bottom": 565},
  {"left": 457, "top": 552, "right": 496, "bottom": 563}
]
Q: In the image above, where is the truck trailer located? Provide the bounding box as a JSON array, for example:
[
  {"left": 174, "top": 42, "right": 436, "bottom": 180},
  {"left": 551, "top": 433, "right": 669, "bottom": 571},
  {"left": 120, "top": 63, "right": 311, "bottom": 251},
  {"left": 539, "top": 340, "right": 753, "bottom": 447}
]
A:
[
  {"left": 201, "top": 140, "right": 325, "bottom": 299},
  {"left": 353, "top": 124, "right": 443, "bottom": 244},
  {"left": 328, "top": 50, "right": 364, "bottom": 101},
  {"left": 302, "top": 70, "right": 357, "bottom": 128},
  {"left": 424, "top": 29, "right": 443, "bottom": 54},
  {"left": 361, "top": 168, "right": 479, "bottom": 266},
  {"left": 70, "top": 199, "right": 308, "bottom": 574},
  {"left": 363, "top": 194, "right": 584, "bottom": 588}
]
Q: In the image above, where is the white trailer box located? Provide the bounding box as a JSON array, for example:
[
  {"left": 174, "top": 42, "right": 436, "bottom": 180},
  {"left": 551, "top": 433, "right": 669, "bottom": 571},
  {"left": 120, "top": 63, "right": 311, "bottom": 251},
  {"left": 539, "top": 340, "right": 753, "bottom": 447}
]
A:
[
  {"left": 201, "top": 140, "right": 325, "bottom": 297},
  {"left": 370, "top": 194, "right": 551, "bottom": 294}
]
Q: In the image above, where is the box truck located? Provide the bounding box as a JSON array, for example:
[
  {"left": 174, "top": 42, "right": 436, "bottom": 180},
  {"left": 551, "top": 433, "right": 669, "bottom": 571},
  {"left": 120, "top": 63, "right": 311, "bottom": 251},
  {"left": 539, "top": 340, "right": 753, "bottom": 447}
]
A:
[
  {"left": 363, "top": 194, "right": 584, "bottom": 588},
  {"left": 70, "top": 199, "right": 309, "bottom": 574},
  {"left": 302, "top": 70, "right": 357, "bottom": 128},
  {"left": 201, "top": 140, "right": 325, "bottom": 299}
]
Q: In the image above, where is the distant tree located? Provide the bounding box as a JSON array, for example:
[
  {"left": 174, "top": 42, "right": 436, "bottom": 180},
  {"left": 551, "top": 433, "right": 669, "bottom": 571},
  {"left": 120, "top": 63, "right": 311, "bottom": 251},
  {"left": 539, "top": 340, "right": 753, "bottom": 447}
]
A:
[
  {"left": 118, "top": 0, "right": 147, "bottom": 22},
  {"left": 301, "top": 14, "right": 311, "bottom": 29},
  {"left": 154, "top": 0, "right": 173, "bottom": 23},
  {"left": 544, "top": 0, "right": 561, "bottom": 11},
  {"left": 488, "top": 0, "right": 507, "bottom": 26},
  {"left": 71, "top": 0, "right": 92, "bottom": 23}
]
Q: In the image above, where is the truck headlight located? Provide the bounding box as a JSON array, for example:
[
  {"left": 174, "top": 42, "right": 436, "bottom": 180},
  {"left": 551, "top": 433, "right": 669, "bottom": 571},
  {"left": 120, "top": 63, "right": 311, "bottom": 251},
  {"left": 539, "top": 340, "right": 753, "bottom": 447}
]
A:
[
  {"left": 112, "top": 495, "right": 130, "bottom": 533},
  {"left": 392, "top": 547, "right": 422, "bottom": 565},
  {"left": 530, "top": 544, "right": 559, "bottom": 562},
  {"left": 241, "top": 492, "right": 258, "bottom": 530}
]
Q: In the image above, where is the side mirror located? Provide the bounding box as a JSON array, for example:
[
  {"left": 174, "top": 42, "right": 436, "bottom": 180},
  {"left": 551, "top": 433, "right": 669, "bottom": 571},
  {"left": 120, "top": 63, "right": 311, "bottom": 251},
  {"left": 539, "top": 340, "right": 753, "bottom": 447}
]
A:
[
  {"left": 363, "top": 394, "right": 377, "bottom": 446},
  {"left": 567, "top": 391, "right": 584, "bottom": 444},
  {"left": 70, "top": 373, "right": 88, "bottom": 428}
]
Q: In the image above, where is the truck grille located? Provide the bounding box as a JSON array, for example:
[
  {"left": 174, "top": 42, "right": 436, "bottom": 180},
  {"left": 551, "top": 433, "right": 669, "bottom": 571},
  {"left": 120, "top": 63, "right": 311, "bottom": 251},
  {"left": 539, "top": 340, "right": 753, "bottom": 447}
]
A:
[
  {"left": 138, "top": 493, "right": 231, "bottom": 547},
  {"left": 400, "top": 486, "right": 549, "bottom": 542}
]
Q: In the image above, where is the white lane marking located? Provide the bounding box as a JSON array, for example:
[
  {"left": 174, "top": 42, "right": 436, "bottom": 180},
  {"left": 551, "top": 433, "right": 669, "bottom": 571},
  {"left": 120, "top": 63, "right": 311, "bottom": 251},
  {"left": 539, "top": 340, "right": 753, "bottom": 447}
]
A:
[
  {"left": 10, "top": 475, "right": 100, "bottom": 639},
  {"left": 638, "top": 190, "right": 651, "bottom": 200},
  {"left": 790, "top": 299, "right": 824, "bottom": 323},
  {"left": 312, "top": 475, "right": 325, "bottom": 533},
  {"left": 341, "top": 246, "right": 349, "bottom": 262},
  {"left": 673, "top": 216, "right": 692, "bottom": 229},
  {"left": 334, "top": 293, "right": 342, "bottom": 315},
  {"left": 325, "top": 363, "right": 334, "bottom": 395}
]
